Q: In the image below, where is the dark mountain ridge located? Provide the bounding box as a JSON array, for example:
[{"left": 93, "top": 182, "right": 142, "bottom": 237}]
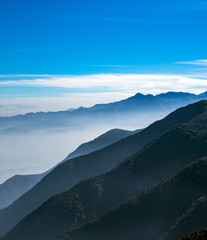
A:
[
  {"left": 55, "top": 156, "right": 207, "bottom": 240},
  {"left": 163, "top": 195, "right": 207, "bottom": 240},
  {"left": 2, "top": 101, "right": 207, "bottom": 240},
  {"left": 0, "top": 100, "right": 205, "bottom": 237}
]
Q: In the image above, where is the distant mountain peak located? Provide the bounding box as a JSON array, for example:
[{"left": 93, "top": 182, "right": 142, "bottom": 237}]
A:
[
  {"left": 126, "top": 92, "right": 155, "bottom": 101},
  {"left": 133, "top": 92, "right": 144, "bottom": 97},
  {"left": 157, "top": 91, "right": 195, "bottom": 97}
]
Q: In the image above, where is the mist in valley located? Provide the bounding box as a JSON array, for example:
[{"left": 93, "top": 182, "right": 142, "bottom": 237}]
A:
[
  {"left": 0, "top": 109, "right": 168, "bottom": 184},
  {"left": 0, "top": 126, "right": 109, "bottom": 184}
]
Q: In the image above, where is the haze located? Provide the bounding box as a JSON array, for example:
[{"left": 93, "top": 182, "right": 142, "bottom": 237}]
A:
[{"left": 0, "top": 127, "right": 107, "bottom": 184}]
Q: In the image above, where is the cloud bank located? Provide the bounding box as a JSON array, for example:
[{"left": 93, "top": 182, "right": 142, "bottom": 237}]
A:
[
  {"left": 1, "top": 73, "right": 207, "bottom": 92},
  {"left": 0, "top": 73, "right": 207, "bottom": 116}
]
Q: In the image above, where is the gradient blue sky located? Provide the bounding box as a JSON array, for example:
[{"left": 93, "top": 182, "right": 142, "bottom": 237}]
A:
[
  {"left": 0, "top": 0, "right": 207, "bottom": 115},
  {"left": 1, "top": 0, "right": 207, "bottom": 74}
]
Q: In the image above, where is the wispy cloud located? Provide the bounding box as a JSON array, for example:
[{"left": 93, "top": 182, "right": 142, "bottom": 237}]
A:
[
  {"left": 86, "top": 65, "right": 138, "bottom": 68},
  {"left": 0, "top": 73, "right": 207, "bottom": 116},
  {"left": 194, "top": 68, "right": 207, "bottom": 71},
  {"left": 176, "top": 59, "right": 207, "bottom": 66},
  {"left": 0, "top": 73, "right": 207, "bottom": 92},
  {"left": 0, "top": 74, "right": 53, "bottom": 79}
]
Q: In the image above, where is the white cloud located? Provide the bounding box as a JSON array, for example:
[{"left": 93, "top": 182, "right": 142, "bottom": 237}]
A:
[
  {"left": 176, "top": 59, "right": 207, "bottom": 66},
  {"left": 0, "top": 73, "right": 207, "bottom": 116},
  {"left": 1, "top": 73, "right": 207, "bottom": 92},
  {"left": 0, "top": 93, "right": 131, "bottom": 116}
]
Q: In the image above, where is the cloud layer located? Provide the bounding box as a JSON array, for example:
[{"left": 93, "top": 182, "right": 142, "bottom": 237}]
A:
[
  {"left": 0, "top": 73, "right": 207, "bottom": 116},
  {"left": 1, "top": 73, "right": 207, "bottom": 92}
]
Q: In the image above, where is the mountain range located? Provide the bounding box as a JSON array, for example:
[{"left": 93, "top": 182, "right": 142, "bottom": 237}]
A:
[
  {"left": 0, "top": 121, "right": 156, "bottom": 237},
  {"left": 0, "top": 128, "right": 135, "bottom": 209},
  {"left": 2, "top": 91, "right": 206, "bottom": 210},
  {"left": 1, "top": 91, "right": 207, "bottom": 132},
  {"left": 55, "top": 156, "right": 207, "bottom": 240},
  {"left": 1, "top": 96, "right": 207, "bottom": 240},
  {"left": 1, "top": 100, "right": 207, "bottom": 240}
]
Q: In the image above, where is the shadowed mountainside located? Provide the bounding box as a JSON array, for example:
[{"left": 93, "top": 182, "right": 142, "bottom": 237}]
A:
[
  {"left": 2, "top": 101, "right": 207, "bottom": 240},
  {"left": 54, "top": 157, "right": 207, "bottom": 240},
  {"left": 0, "top": 100, "right": 205, "bottom": 237},
  {"left": 163, "top": 196, "right": 207, "bottom": 240}
]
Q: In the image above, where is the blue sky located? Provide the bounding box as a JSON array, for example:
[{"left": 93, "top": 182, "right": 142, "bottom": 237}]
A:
[
  {"left": 1, "top": 0, "right": 207, "bottom": 74},
  {"left": 0, "top": 0, "right": 207, "bottom": 115}
]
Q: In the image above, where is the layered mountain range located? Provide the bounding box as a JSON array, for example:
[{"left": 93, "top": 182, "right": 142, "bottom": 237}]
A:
[
  {"left": 3, "top": 91, "right": 205, "bottom": 209},
  {"left": 55, "top": 156, "right": 207, "bottom": 240},
  {"left": 0, "top": 128, "right": 136, "bottom": 209},
  {"left": 1, "top": 91, "right": 207, "bottom": 133},
  {"left": 1, "top": 100, "right": 207, "bottom": 240}
]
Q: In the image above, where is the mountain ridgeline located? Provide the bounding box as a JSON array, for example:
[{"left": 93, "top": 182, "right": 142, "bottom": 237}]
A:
[
  {"left": 1, "top": 100, "right": 207, "bottom": 240},
  {"left": 0, "top": 91, "right": 207, "bottom": 133},
  {"left": 0, "top": 100, "right": 206, "bottom": 237},
  {"left": 0, "top": 128, "right": 134, "bottom": 209},
  {"left": 1, "top": 91, "right": 206, "bottom": 210},
  {"left": 55, "top": 157, "right": 207, "bottom": 240},
  {"left": 63, "top": 128, "right": 137, "bottom": 161}
]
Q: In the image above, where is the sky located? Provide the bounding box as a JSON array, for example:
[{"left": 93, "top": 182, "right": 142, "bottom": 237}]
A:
[{"left": 0, "top": 0, "right": 207, "bottom": 116}]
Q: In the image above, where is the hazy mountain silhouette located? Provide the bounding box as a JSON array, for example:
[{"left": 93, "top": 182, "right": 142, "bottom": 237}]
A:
[
  {"left": 63, "top": 128, "right": 137, "bottom": 161},
  {"left": 0, "top": 128, "right": 134, "bottom": 209},
  {"left": 1, "top": 91, "right": 205, "bottom": 210},
  {"left": 0, "top": 91, "right": 206, "bottom": 132},
  {"left": 0, "top": 100, "right": 204, "bottom": 237},
  {"left": 2, "top": 101, "right": 207, "bottom": 240},
  {"left": 0, "top": 127, "right": 29, "bottom": 135},
  {"left": 0, "top": 174, "right": 42, "bottom": 210}
]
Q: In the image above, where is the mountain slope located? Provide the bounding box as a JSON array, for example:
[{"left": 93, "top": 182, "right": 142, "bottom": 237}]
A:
[
  {"left": 163, "top": 196, "right": 207, "bottom": 240},
  {"left": 54, "top": 156, "right": 207, "bottom": 240},
  {"left": 63, "top": 128, "right": 136, "bottom": 161},
  {"left": 0, "top": 128, "right": 133, "bottom": 209},
  {"left": 2, "top": 101, "right": 207, "bottom": 240},
  {"left": 0, "top": 100, "right": 205, "bottom": 237},
  {"left": 0, "top": 174, "right": 42, "bottom": 209}
]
